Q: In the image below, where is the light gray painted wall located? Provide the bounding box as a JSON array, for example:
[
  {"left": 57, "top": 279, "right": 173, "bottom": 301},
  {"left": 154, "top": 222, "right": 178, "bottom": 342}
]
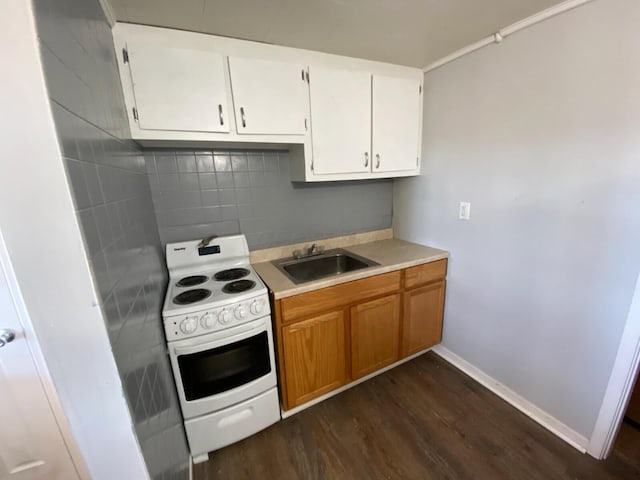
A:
[
  {"left": 145, "top": 149, "right": 393, "bottom": 249},
  {"left": 32, "top": 0, "right": 189, "bottom": 478},
  {"left": 393, "top": 0, "right": 640, "bottom": 438}
]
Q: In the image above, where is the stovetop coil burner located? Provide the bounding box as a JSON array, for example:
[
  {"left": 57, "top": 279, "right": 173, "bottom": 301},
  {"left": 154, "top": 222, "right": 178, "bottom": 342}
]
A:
[
  {"left": 222, "top": 279, "right": 256, "bottom": 294},
  {"left": 176, "top": 275, "right": 208, "bottom": 287},
  {"left": 173, "top": 288, "right": 212, "bottom": 305},
  {"left": 214, "top": 268, "right": 250, "bottom": 282}
]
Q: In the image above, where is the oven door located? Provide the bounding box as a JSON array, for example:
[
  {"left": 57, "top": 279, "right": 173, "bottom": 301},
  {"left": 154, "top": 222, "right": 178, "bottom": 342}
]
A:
[{"left": 168, "top": 316, "right": 277, "bottom": 419}]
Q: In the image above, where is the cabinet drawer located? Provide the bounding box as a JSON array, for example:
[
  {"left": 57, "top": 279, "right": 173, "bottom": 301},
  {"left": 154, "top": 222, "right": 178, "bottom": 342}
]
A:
[
  {"left": 404, "top": 259, "right": 447, "bottom": 289},
  {"left": 281, "top": 271, "right": 401, "bottom": 323}
]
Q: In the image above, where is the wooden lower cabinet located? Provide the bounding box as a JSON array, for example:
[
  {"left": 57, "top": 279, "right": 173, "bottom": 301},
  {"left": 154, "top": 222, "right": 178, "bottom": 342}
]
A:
[
  {"left": 274, "top": 259, "right": 447, "bottom": 411},
  {"left": 350, "top": 294, "right": 400, "bottom": 379},
  {"left": 401, "top": 280, "right": 445, "bottom": 357},
  {"left": 281, "top": 310, "right": 346, "bottom": 408}
]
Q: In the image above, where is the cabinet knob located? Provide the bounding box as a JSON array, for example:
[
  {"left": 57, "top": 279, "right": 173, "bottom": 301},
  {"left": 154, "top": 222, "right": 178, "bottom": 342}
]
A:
[
  {"left": 364, "top": 152, "right": 369, "bottom": 167},
  {"left": 375, "top": 153, "right": 380, "bottom": 169},
  {"left": 240, "top": 107, "right": 246, "bottom": 128},
  {"left": 218, "top": 104, "right": 224, "bottom": 126}
]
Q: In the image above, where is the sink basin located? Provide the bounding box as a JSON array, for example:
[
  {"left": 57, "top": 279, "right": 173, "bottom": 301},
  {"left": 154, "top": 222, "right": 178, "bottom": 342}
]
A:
[{"left": 272, "top": 248, "right": 379, "bottom": 284}]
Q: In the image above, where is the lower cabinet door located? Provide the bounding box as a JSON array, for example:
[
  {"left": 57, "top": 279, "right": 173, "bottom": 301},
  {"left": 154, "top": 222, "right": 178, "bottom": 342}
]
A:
[
  {"left": 350, "top": 294, "right": 400, "bottom": 379},
  {"left": 401, "top": 280, "right": 445, "bottom": 357},
  {"left": 282, "top": 310, "right": 346, "bottom": 408}
]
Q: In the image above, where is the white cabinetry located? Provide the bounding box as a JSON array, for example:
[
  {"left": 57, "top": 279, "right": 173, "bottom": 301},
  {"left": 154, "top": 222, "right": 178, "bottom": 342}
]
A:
[
  {"left": 372, "top": 75, "right": 422, "bottom": 173},
  {"left": 308, "top": 67, "right": 371, "bottom": 175},
  {"left": 228, "top": 57, "right": 309, "bottom": 135},
  {"left": 302, "top": 68, "right": 422, "bottom": 179},
  {"left": 125, "top": 41, "right": 230, "bottom": 133},
  {"left": 113, "top": 23, "right": 423, "bottom": 182}
]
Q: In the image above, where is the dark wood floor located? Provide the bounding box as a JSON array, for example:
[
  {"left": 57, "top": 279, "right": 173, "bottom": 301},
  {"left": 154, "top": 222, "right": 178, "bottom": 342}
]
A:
[
  {"left": 615, "top": 420, "right": 640, "bottom": 473},
  {"left": 195, "top": 352, "right": 640, "bottom": 479}
]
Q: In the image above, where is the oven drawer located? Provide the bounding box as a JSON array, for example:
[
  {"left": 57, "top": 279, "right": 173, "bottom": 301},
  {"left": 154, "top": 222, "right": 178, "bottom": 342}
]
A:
[{"left": 185, "top": 387, "right": 280, "bottom": 458}]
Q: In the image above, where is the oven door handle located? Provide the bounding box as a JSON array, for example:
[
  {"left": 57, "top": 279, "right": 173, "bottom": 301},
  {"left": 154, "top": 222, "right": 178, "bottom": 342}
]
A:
[{"left": 172, "top": 319, "right": 269, "bottom": 357}]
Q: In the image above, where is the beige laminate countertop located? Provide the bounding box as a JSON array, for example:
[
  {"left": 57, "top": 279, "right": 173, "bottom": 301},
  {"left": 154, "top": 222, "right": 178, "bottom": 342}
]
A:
[{"left": 252, "top": 238, "right": 449, "bottom": 300}]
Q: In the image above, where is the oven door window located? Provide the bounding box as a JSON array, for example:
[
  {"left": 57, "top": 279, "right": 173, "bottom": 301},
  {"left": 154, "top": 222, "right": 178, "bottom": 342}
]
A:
[{"left": 178, "top": 331, "right": 271, "bottom": 401}]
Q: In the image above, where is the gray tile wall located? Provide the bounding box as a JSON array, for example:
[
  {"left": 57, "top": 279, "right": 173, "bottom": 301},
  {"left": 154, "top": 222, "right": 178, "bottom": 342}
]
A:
[
  {"left": 32, "top": 1, "right": 189, "bottom": 479},
  {"left": 146, "top": 149, "right": 393, "bottom": 249}
]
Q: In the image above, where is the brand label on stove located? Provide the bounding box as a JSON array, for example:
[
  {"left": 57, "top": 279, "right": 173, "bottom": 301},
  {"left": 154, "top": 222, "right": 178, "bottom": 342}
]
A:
[{"left": 198, "top": 245, "right": 221, "bottom": 256}]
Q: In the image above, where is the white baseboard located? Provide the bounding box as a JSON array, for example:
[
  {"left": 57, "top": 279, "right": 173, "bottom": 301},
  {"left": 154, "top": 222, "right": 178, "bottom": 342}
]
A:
[{"left": 432, "top": 345, "right": 589, "bottom": 453}]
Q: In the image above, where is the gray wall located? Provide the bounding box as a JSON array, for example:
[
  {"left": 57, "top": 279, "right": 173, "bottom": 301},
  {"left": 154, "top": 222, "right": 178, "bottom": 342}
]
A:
[
  {"left": 145, "top": 149, "right": 393, "bottom": 249},
  {"left": 33, "top": 0, "right": 189, "bottom": 478},
  {"left": 393, "top": 0, "right": 640, "bottom": 439}
]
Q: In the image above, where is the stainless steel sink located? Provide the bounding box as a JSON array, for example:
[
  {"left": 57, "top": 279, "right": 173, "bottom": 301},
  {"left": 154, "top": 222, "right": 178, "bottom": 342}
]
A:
[{"left": 272, "top": 248, "right": 379, "bottom": 284}]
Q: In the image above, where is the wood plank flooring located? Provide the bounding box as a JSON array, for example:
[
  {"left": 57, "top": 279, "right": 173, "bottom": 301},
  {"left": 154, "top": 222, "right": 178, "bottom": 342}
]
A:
[
  {"left": 615, "top": 421, "right": 640, "bottom": 473},
  {"left": 194, "top": 352, "right": 640, "bottom": 479}
]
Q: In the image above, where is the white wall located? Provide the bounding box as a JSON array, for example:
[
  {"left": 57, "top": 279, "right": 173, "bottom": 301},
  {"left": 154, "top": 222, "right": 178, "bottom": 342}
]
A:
[
  {"left": 394, "top": 0, "right": 640, "bottom": 439},
  {"left": 0, "top": 1, "right": 148, "bottom": 478}
]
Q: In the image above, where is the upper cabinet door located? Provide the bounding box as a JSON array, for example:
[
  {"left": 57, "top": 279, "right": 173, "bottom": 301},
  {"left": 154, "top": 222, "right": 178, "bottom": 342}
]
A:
[
  {"left": 308, "top": 66, "right": 371, "bottom": 175},
  {"left": 372, "top": 75, "right": 422, "bottom": 173},
  {"left": 229, "top": 57, "right": 309, "bottom": 135},
  {"left": 126, "top": 42, "right": 230, "bottom": 133}
]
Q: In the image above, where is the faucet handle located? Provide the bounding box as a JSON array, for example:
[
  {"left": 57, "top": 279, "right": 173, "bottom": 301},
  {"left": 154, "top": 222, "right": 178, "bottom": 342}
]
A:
[{"left": 306, "top": 243, "right": 325, "bottom": 256}]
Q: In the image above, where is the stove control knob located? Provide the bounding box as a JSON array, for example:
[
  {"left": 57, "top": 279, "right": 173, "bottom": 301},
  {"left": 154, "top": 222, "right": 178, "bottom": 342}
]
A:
[
  {"left": 180, "top": 317, "right": 198, "bottom": 335},
  {"left": 250, "top": 299, "right": 265, "bottom": 315},
  {"left": 200, "top": 312, "right": 216, "bottom": 329},
  {"left": 218, "top": 309, "right": 232, "bottom": 325},
  {"left": 234, "top": 304, "right": 248, "bottom": 320}
]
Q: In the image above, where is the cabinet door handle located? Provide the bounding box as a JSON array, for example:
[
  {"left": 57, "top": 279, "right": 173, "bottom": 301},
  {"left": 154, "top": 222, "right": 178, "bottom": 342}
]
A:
[
  {"left": 375, "top": 153, "right": 380, "bottom": 169},
  {"left": 240, "top": 107, "right": 246, "bottom": 128},
  {"left": 218, "top": 104, "right": 224, "bottom": 125},
  {"left": 364, "top": 152, "right": 369, "bottom": 167}
]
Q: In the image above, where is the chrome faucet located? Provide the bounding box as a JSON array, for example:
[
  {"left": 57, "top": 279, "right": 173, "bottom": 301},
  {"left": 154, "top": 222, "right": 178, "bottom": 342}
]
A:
[{"left": 293, "top": 243, "right": 324, "bottom": 259}]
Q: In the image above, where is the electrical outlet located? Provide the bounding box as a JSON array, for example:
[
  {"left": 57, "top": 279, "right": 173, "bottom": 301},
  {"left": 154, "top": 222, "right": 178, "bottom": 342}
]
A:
[{"left": 459, "top": 202, "right": 471, "bottom": 220}]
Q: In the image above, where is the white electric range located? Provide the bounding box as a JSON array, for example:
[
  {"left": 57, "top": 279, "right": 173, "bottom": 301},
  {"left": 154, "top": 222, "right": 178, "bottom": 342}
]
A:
[{"left": 162, "top": 234, "right": 280, "bottom": 464}]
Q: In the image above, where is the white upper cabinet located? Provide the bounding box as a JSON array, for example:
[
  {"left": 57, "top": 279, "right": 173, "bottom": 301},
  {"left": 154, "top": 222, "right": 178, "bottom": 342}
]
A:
[
  {"left": 308, "top": 66, "right": 371, "bottom": 175},
  {"left": 125, "top": 41, "right": 230, "bottom": 133},
  {"left": 372, "top": 75, "right": 422, "bottom": 173},
  {"left": 113, "top": 23, "right": 423, "bottom": 181},
  {"left": 228, "top": 57, "right": 309, "bottom": 135}
]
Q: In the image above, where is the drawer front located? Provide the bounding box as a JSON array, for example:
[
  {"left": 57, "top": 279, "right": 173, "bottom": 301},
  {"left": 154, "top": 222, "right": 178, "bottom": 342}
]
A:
[
  {"left": 184, "top": 387, "right": 280, "bottom": 457},
  {"left": 281, "top": 270, "right": 401, "bottom": 323},
  {"left": 404, "top": 259, "right": 447, "bottom": 289}
]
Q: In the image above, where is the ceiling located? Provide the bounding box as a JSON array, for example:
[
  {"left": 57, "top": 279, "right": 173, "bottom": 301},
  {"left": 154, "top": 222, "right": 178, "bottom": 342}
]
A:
[{"left": 106, "top": 0, "right": 565, "bottom": 67}]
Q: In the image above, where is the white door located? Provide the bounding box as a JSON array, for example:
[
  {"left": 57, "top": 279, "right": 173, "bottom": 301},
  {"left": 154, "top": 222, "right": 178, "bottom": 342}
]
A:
[
  {"left": 0, "top": 251, "right": 79, "bottom": 479},
  {"left": 308, "top": 66, "right": 371, "bottom": 175},
  {"left": 372, "top": 75, "right": 422, "bottom": 173},
  {"left": 229, "top": 57, "right": 308, "bottom": 135},
  {"left": 126, "top": 41, "right": 230, "bottom": 133}
]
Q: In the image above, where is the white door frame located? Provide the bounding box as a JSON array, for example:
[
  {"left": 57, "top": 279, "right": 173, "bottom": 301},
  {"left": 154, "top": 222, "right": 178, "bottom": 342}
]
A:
[
  {"left": 588, "top": 271, "right": 640, "bottom": 459},
  {"left": 0, "top": 228, "right": 90, "bottom": 479}
]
